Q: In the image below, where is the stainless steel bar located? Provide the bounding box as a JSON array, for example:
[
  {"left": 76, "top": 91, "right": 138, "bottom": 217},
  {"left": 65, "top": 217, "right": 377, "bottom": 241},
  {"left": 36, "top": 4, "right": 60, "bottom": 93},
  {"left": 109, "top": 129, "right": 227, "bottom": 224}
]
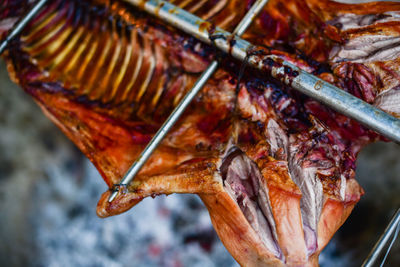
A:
[
  {"left": 0, "top": 0, "right": 48, "bottom": 55},
  {"left": 255, "top": 56, "right": 400, "bottom": 144},
  {"left": 362, "top": 208, "right": 400, "bottom": 267},
  {"left": 109, "top": 0, "right": 269, "bottom": 202},
  {"left": 122, "top": 0, "right": 400, "bottom": 144},
  {"left": 230, "top": 0, "right": 269, "bottom": 37},
  {"left": 108, "top": 61, "right": 218, "bottom": 202}
]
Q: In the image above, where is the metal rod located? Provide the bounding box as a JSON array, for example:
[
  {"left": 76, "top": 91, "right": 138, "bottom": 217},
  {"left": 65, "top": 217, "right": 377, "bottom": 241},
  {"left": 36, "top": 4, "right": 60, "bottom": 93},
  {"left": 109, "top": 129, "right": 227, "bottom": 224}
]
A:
[
  {"left": 109, "top": 0, "right": 269, "bottom": 202},
  {"left": 108, "top": 61, "right": 218, "bottom": 202},
  {"left": 0, "top": 0, "right": 48, "bottom": 55},
  {"left": 122, "top": 0, "right": 400, "bottom": 144},
  {"left": 362, "top": 208, "right": 400, "bottom": 267},
  {"left": 230, "top": 0, "right": 269, "bottom": 37}
]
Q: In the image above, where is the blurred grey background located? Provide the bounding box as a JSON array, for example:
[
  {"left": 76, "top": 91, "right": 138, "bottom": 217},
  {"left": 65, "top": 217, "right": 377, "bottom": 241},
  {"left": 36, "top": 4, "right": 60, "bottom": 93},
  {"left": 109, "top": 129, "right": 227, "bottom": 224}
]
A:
[{"left": 0, "top": 0, "right": 399, "bottom": 265}]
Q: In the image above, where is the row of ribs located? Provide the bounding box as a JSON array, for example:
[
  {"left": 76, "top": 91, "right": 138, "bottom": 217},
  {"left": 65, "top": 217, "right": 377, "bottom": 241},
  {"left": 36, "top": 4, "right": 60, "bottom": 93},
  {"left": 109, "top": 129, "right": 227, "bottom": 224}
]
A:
[{"left": 1, "top": 0, "right": 400, "bottom": 266}]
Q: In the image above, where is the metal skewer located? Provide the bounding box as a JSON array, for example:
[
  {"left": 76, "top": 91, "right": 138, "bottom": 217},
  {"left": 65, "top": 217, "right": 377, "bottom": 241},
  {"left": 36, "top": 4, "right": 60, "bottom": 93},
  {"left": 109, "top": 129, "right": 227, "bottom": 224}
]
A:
[
  {"left": 119, "top": 0, "right": 400, "bottom": 144},
  {"left": 108, "top": 0, "right": 270, "bottom": 202},
  {"left": 110, "top": 0, "right": 400, "bottom": 202},
  {"left": 362, "top": 208, "right": 400, "bottom": 267},
  {"left": 0, "top": 0, "right": 48, "bottom": 55}
]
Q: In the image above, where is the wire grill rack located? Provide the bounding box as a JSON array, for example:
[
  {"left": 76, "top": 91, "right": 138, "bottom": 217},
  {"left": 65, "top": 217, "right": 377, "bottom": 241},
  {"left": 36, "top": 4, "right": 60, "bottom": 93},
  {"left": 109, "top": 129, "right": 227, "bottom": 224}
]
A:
[{"left": 1, "top": 0, "right": 399, "bottom": 266}]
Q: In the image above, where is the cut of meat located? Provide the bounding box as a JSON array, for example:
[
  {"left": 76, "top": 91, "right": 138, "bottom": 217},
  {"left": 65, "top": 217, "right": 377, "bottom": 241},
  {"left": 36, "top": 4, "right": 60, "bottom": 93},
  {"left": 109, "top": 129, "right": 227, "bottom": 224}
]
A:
[{"left": 1, "top": 0, "right": 400, "bottom": 266}]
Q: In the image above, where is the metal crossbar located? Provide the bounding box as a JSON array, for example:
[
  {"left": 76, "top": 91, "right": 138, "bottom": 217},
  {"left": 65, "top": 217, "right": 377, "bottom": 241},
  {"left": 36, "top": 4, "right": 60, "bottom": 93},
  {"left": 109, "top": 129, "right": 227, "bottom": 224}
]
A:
[
  {"left": 118, "top": 0, "right": 400, "bottom": 145},
  {"left": 0, "top": 0, "right": 48, "bottom": 54},
  {"left": 362, "top": 208, "right": 400, "bottom": 267},
  {"left": 108, "top": 0, "right": 270, "bottom": 202}
]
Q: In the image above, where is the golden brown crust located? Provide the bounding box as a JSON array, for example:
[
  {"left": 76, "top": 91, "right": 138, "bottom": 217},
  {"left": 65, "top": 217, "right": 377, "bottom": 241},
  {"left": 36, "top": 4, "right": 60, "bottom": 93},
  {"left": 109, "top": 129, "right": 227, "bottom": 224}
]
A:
[
  {"left": 268, "top": 186, "right": 307, "bottom": 266},
  {"left": 258, "top": 161, "right": 308, "bottom": 265},
  {"left": 201, "top": 192, "right": 285, "bottom": 267},
  {"left": 97, "top": 158, "right": 223, "bottom": 217},
  {"left": 316, "top": 199, "right": 359, "bottom": 254}
]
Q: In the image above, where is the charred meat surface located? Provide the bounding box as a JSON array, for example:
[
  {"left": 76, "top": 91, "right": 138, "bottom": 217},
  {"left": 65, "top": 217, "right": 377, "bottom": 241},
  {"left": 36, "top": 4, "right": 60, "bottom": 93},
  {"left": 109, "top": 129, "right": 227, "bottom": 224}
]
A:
[{"left": 1, "top": 0, "right": 400, "bottom": 266}]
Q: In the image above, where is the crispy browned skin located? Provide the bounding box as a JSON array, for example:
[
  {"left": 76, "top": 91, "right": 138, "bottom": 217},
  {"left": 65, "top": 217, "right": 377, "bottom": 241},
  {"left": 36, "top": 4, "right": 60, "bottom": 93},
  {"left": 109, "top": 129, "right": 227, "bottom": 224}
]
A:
[{"left": 2, "top": 0, "right": 400, "bottom": 266}]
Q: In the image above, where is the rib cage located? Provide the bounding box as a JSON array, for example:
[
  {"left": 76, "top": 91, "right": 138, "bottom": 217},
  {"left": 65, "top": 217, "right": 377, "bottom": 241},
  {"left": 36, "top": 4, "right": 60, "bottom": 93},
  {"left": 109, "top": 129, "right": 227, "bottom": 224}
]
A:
[
  {"left": 12, "top": 0, "right": 246, "bottom": 123},
  {"left": 20, "top": 0, "right": 174, "bottom": 107},
  {"left": 168, "top": 0, "right": 237, "bottom": 27}
]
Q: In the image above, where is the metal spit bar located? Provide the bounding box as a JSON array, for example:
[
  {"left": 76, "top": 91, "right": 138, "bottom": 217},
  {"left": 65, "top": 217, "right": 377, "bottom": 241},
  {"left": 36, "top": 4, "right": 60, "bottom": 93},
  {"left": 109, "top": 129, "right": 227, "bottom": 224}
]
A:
[
  {"left": 362, "top": 208, "right": 400, "bottom": 267},
  {"left": 120, "top": 0, "right": 400, "bottom": 144},
  {"left": 0, "top": 0, "right": 49, "bottom": 54},
  {"left": 0, "top": 0, "right": 399, "bottom": 266},
  {"left": 108, "top": 0, "right": 270, "bottom": 202},
  {"left": 115, "top": 0, "right": 400, "bottom": 264}
]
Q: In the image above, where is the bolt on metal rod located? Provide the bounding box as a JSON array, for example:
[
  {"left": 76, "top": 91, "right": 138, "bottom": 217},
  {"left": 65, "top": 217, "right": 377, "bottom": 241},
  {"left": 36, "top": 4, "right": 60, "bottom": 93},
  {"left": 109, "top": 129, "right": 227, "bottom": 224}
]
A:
[
  {"left": 362, "top": 208, "right": 400, "bottom": 267},
  {"left": 108, "top": 0, "right": 269, "bottom": 202},
  {"left": 0, "top": 0, "right": 48, "bottom": 55},
  {"left": 121, "top": 0, "right": 400, "bottom": 144}
]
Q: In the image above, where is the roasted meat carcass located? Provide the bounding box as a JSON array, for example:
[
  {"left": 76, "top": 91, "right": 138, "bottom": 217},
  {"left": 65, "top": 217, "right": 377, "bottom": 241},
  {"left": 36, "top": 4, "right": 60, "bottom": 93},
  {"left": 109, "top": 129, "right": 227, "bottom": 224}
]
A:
[{"left": 1, "top": 0, "right": 400, "bottom": 265}]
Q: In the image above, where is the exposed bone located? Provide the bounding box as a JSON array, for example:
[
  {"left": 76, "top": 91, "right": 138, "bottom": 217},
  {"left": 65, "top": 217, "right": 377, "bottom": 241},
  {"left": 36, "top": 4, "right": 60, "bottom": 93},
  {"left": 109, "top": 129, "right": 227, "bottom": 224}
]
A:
[
  {"left": 222, "top": 149, "right": 282, "bottom": 259},
  {"left": 328, "top": 12, "right": 400, "bottom": 31},
  {"left": 288, "top": 145, "right": 323, "bottom": 255},
  {"left": 374, "top": 86, "right": 400, "bottom": 117}
]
